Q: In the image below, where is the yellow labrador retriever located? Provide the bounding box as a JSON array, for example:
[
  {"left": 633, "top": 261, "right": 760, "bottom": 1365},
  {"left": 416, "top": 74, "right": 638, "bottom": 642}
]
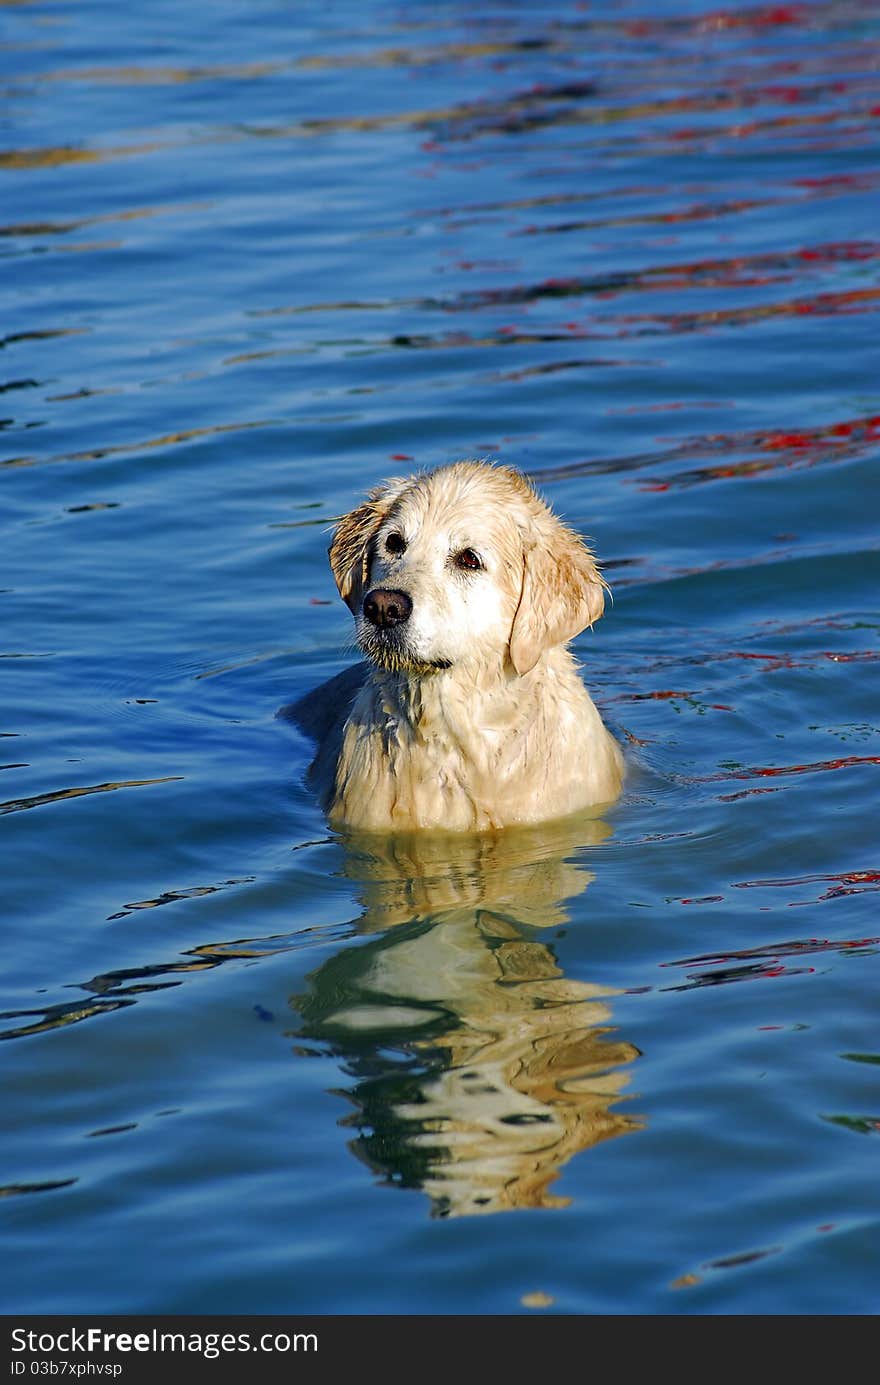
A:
[{"left": 293, "top": 461, "right": 623, "bottom": 831}]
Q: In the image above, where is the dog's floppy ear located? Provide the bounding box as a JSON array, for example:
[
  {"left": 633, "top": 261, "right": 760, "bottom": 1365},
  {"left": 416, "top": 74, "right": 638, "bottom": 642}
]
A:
[
  {"left": 509, "top": 519, "right": 607, "bottom": 676},
  {"left": 328, "top": 478, "right": 408, "bottom": 613}
]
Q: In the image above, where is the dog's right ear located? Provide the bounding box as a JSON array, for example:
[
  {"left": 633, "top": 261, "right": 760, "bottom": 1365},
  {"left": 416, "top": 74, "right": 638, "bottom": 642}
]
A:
[{"left": 328, "top": 479, "right": 407, "bottom": 613}]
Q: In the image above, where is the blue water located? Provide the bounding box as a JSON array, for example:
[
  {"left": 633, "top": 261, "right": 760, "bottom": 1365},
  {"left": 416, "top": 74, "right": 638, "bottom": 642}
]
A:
[{"left": 2, "top": 0, "right": 879, "bottom": 1315}]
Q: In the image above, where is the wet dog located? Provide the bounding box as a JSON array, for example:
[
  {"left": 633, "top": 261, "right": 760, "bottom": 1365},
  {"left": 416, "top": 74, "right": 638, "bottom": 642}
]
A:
[{"left": 292, "top": 461, "right": 623, "bottom": 831}]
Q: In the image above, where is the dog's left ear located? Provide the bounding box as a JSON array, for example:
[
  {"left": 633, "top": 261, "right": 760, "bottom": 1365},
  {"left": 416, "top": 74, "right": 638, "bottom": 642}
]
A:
[
  {"left": 509, "top": 520, "right": 607, "bottom": 676},
  {"left": 328, "top": 479, "right": 407, "bottom": 613}
]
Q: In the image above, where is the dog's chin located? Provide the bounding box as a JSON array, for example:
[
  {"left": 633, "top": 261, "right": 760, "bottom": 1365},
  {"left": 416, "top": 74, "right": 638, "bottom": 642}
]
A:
[{"left": 357, "top": 629, "right": 452, "bottom": 675}]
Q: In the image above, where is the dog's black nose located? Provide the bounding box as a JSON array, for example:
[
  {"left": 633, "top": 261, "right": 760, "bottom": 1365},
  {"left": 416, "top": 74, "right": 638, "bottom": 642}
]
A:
[{"left": 363, "top": 588, "right": 412, "bottom": 628}]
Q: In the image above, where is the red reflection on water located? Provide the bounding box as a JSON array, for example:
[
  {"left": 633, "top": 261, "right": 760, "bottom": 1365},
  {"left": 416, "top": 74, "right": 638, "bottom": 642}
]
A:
[
  {"left": 537, "top": 408, "right": 880, "bottom": 493},
  {"left": 733, "top": 754, "right": 880, "bottom": 779},
  {"left": 626, "top": 689, "right": 695, "bottom": 700},
  {"left": 733, "top": 869, "right": 880, "bottom": 903},
  {"left": 433, "top": 240, "right": 880, "bottom": 314},
  {"left": 660, "top": 960, "right": 816, "bottom": 991},
  {"left": 693, "top": 754, "right": 880, "bottom": 787},
  {"left": 663, "top": 934, "right": 879, "bottom": 968},
  {"left": 607, "top": 283, "right": 880, "bottom": 337},
  {"left": 646, "top": 930, "right": 877, "bottom": 994},
  {"left": 718, "top": 785, "right": 781, "bottom": 801},
  {"left": 721, "top": 649, "right": 879, "bottom": 671}
]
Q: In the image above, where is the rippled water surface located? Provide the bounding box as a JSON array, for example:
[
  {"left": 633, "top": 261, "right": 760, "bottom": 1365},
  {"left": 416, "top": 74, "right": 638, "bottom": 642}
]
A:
[{"left": 2, "top": 0, "right": 879, "bottom": 1315}]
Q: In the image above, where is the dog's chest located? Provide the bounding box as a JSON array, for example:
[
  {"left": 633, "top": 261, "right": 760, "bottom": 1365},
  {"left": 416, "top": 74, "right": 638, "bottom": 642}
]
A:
[
  {"left": 321, "top": 662, "right": 622, "bottom": 832},
  {"left": 329, "top": 688, "right": 515, "bottom": 831}
]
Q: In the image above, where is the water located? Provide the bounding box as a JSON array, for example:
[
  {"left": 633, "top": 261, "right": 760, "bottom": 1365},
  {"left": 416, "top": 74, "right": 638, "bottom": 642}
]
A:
[{"left": 2, "top": 0, "right": 879, "bottom": 1316}]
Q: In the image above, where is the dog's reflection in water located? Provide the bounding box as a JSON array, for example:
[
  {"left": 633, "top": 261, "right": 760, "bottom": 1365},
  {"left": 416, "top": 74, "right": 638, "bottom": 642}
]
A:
[{"left": 293, "top": 815, "right": 642, "bottom": 1217}]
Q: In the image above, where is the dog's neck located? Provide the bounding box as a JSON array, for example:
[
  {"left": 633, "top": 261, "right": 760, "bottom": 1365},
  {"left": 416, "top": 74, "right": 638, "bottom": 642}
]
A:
[{"left": 367, "top": 652, "right": 552, "bottom": 742}]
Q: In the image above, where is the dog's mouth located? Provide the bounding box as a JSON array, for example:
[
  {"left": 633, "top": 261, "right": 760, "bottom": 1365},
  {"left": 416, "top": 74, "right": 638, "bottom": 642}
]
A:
[{"left": 357, "top": 623, "right": 452, "bottom": 674}]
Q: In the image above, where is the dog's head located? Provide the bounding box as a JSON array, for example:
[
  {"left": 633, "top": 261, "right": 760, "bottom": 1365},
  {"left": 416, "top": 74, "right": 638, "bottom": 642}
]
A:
[{"left": 328, "top": 461, "right": 607, "bottom": 676}]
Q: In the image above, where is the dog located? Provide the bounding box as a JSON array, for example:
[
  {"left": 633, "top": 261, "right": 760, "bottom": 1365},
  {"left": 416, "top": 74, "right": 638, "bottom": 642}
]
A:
[{"left": 291, "top": 461, "right": 623, "bottom": 832}]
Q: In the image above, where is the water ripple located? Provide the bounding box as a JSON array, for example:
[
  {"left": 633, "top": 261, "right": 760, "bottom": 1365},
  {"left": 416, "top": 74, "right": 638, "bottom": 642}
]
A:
[{"left": 0, "top": 777, "right": 183, "bottom": 816}]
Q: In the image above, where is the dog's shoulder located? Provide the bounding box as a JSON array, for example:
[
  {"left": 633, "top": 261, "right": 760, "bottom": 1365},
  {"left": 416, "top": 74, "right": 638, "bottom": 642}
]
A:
[{"left": 278, "top": 661, "right": 369, "bottom": 743}]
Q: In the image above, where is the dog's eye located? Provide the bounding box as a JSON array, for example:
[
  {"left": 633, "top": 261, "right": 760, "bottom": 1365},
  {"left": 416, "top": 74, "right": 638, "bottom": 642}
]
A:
[
  {"left": 453, "top": 548, "right": 483, "bottom": 572},
  {"left": 384, "top": 532, "right": 406, "bottom": 556}
]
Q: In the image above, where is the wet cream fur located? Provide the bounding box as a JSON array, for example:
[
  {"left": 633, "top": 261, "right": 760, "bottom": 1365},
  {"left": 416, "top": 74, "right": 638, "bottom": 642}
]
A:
[{"left": 302, "top": 461, "right": 623, "bottom": 832}]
